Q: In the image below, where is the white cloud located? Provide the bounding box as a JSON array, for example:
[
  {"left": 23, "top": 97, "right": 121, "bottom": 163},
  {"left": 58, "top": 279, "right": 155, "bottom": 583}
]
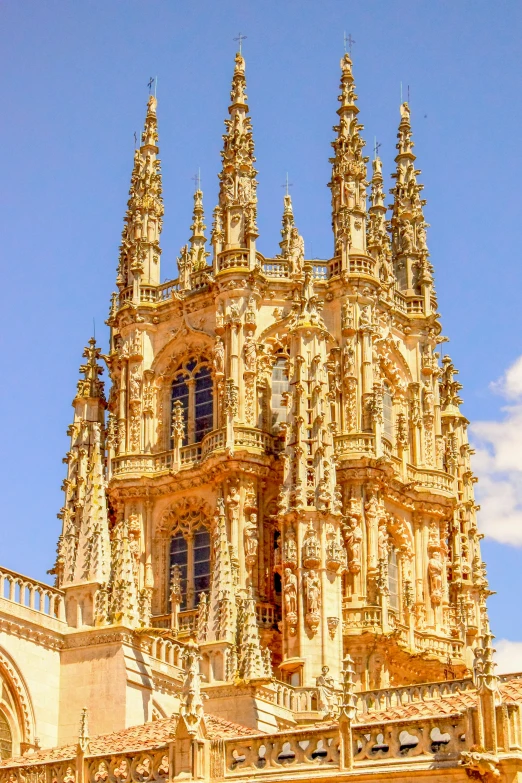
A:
[
  {"left": 494, "top": 639, "right": 522, "bottom": 675},
  {"left": 470, "top": 355, "right": 522, "bottom": 546}
]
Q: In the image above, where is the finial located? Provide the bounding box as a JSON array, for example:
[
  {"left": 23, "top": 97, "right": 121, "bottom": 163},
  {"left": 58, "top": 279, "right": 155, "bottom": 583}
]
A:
[
  {"left": 78, "top": 707, "right": 90, "bottom": 752},
  {"left": 77, "top": 338, "right": 105, "bottom": 401},
  {"left": 281, "top": 172, "right": 293, "bottom": 197},
  {"left": 191, "top": 168, "right": 202, "bottom": 193},
  {"left": 343, "top": 32, "right": 355, "bottom": 55}
]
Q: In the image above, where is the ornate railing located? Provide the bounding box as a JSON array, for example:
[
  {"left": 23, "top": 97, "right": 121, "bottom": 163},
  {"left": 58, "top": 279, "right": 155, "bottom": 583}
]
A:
[
  {"left": 148, "top": 636, "right": 186, "bottom": 670},
  {"left": 356, "top": 677, "right": 475, "bottom": 714},
  {"left": 406, "top": 466, "right": 454, "bottom": 494},
  {"left": 0, "top": 567, "right": 65, "bottom": 621},
  {"left": 343, "top": 606, "right": 382, "bottom": 632}
]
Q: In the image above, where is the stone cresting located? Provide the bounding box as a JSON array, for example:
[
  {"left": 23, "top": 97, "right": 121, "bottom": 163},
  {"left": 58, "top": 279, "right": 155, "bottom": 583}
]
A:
[{"left": 0, "top": 45, "right": 515, "bottom": 783}]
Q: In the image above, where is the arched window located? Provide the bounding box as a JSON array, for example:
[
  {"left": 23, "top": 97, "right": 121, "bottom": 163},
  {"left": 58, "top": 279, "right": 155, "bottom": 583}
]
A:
[
  {"left": 383, "top": 383, "right": 393, "bottom": 441},
  {"left": 0, "top": 711, "right": 12, "bottom": 760},
  {"left": 171, "top": 357, "right": 213, "bottom": 447},
  {"left": 388, "top": 547, "right": 399, "bottom": 611},
  {"left": 271, "top": 354, "right": 289, "bottom": 431},
  {"left": 169, "top": 524, "right": 211, "bottom": 610}
]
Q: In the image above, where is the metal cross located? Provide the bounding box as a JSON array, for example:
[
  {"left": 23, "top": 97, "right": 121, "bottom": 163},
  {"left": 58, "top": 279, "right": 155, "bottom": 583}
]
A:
[
  {"left": 373, "top": 137, "right": 382, "bottom": 159},
  {"left": 134, "top": 131, "right": 138, "bottom": 148},
  {"left": 148, "top": 76, "right": 154, "bottom": 93},
  {"left": 233, "top": 32, "right": 247, "bottom": 53},
  {"left": 281, "top": 173, "right": 293, "bottom": 196},
  {"left": 191, "top": 168, "right": 202, "bottom": 191},
  {"left": 344, "top": 33, "right": 355, "bottom": 54}
]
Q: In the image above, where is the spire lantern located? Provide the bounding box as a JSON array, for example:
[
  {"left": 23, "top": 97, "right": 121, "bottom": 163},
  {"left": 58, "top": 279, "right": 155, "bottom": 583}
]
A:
[
  {"left": 328, "top": 53, "right": 369, "bottom": 264},
  {"left": 212, "top": 51, "right": 258, "bottom": 268}
]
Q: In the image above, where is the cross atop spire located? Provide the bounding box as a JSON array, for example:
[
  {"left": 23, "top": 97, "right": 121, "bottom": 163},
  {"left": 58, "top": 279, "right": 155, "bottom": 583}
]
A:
[{"left": 233, "top": 32, "right": 247, "bottom": 54}]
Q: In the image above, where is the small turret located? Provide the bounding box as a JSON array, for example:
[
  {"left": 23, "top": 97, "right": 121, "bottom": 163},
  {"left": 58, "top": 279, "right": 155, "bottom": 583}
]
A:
[
  {"left": 116, "top": 96, "right": 164, "bottom": 297},
  {"left": 212, "top": 51, "right": 258, "bottom": 268},
  {"left": 328, "top": 53, "right": 369, "bottom": 263},
  {"left": 390, "top": 103, "right": 434, "bottom": 310}
]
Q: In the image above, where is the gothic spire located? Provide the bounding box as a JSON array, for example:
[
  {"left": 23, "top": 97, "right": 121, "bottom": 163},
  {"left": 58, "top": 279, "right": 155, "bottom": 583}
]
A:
[
  {"left": 367, "top": 157, "right": 394, "bottom": 289},
  {"left": 116, "top": 96, "right": 164, "bottom": 295},
  {"left": 51, "top": 339, "right": 109, "bottom": 592},
  {"left": 390, "top": 103, "right": 434, "bottom": 308},
  {"left": 328, "top": 52, "right": 369, "bottom": 262},
  {"left": 211, "top": 51, "right": 258, "bottom": 266}
]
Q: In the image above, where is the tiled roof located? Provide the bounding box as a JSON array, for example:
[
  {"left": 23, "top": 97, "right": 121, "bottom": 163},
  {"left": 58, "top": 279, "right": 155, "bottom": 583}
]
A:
[{"left": 0, "top": 714, "right": 256, "bottom": 769}]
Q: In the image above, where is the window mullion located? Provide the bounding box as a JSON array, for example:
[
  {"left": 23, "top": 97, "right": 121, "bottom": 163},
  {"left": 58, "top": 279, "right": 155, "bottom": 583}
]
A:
[{"left": 187, "top": 379, "right": 196, "bottom": 445}]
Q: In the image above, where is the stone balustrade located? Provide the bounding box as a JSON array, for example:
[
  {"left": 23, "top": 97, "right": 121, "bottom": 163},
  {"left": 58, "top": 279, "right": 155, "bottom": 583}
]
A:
[
  {"left": 111, "top": 427, "right": 277, "bottom": 479},
  {"left": 0, "top": 566, "right": 65, "bottom": 621},
  {"left": 352, "top": 714, "right": 467, "bottom": 762},
  {"left": 356, "top": 677, "right": 475, "bottom": 714},
  {"left": 148, "top": 636, "right": 185, "bottom": 670}
]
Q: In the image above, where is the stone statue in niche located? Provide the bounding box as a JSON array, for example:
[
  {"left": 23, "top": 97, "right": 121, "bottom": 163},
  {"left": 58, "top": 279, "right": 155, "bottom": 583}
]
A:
[
  {"left": 377, "top": 522, "right": 389, "bottom": 562},
  {"left": 244, "top": 512, "right": 258, "bottom": 567},
  {"left": 428, "top": 550, "right": 443, "bottom": 605},
  {"left": 304, "top": 569, "right": 321, "bottom": 630},
  {"left": 243, "top": 336, "right": 256, "bottom": 372},
  {"left": 302, "top": 521, "right": 320, "bottom": 568},
  {"left": 283, "top": 568, "right": 298, "bottom": 630},
  {"left": 345, "top": 515, "right": 363, "bottom": 574},
  {"left": 213, "top": 337, "right": 225, "bottom": 375},
  {"left": 283, "top": 526, "right": 297, "bottom": 568}
]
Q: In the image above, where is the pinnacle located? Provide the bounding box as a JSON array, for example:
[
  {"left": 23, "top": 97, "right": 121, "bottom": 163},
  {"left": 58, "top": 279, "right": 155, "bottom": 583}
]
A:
[{"left": 77, "top": 337, "right": 105, "bottom": 401}]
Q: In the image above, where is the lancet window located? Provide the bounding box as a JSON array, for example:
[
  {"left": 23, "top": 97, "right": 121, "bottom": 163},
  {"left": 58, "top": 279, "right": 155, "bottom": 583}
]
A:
[
  {"left": 170, "top": 357, "right": 213, "bottom": 446},
  {"left": 271, "top": 353, "right": 289, "bottom": 431},
  {"left": 383, "top": 382, "right": 393, "bottom": 442},
  {"left": 388, "top": 547, "right": 399, "bottom": 611},
  {"left": 169, "top": 522, "right": 211, "bottom": 610},
  {"left": 0, "top": 711, "right": 12, "bottom": 760}
]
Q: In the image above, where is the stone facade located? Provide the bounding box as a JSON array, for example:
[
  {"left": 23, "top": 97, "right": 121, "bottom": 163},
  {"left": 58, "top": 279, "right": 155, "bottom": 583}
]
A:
[{"left": 1, "top": 48, "right": 519, "bottom": 783}]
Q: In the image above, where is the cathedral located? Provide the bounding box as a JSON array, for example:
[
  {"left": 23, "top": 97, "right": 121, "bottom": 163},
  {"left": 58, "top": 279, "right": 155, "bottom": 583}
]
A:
[{"left": 1, "top": 48, "right": 521, "bottom": 783}]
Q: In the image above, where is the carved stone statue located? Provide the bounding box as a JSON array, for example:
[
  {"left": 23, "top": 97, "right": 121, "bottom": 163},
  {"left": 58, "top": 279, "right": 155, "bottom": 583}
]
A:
[
  {"left": 304, "top": 569, "right": 321, "bottom": 629},
  {"left": 377, "top": 523, "right": 388, "bottom": 562},
  {"left": 302, "top": 521, "right": 320, "bottom": 569},
  {"left": 243, "top": 336, "right": 256, "bottom": 372},
  {"left": 289, "top": 227, "right": 305, "bottom": 275},
  {"left": 283, "top": 568, "right": 298, "bottom": 630},
  {"left": 428, "top": 550, "right": 443, "bottom": 605},
  {"left": 345, "top": 515, "right": 363, "bottom": 574},
  {"left": 316, "top": 665, "right": 337, "bottom": 715},
  {"left": 283, "top": 526, "right": 297, "bottom": 568}
]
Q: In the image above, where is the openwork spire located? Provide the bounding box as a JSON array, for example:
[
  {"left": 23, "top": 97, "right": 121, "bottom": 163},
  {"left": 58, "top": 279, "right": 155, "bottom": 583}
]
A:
[
  {"left": 328, "top": 53, "right": 369, "bottom": 260},
  {"left": 390, "top": 103, "right": 433, "bottom": 302},
  {"left": 117, "top": 96, "right": 164, "bottom": 293},
  {"left": 212, "top": 52, "right": 258, "bottom": 262},
  {"left": 367, "top": 157, "right": 394, "bottom": 289},
  {"left": 278, "top": 193, "right": 304, "bottom": 276}
]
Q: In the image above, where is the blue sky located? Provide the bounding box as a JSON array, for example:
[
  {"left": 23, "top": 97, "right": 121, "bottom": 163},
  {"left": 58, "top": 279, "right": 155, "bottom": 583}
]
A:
[{"left": 1, "top": 1, "right": 521, "bottom": 656}]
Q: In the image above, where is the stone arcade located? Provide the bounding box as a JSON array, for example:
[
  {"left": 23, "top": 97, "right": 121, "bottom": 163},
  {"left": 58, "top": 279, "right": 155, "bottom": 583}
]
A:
[{"left": 1, "top": 49, "right": 521, "bottom": 783}]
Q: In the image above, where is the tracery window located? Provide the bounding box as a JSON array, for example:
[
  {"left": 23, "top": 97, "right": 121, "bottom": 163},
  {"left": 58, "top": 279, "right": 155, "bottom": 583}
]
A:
[
  {"left": 171, "top": 357, "right": 213, "bottom": 446},
  {"left": 0, "top": 711, "right": 12, "bottom": 760},
  {"left": 271, "top": 354, "right": 289, "bottom": 431},
  {"left": 388, "top": 547, "right": 399, "bottom": 611},
  {"left": 383, "top": 383, "right": 393, "bottom": 441},
  {"left": 169, "top": 524, "right": 211, "bottom": 610}
]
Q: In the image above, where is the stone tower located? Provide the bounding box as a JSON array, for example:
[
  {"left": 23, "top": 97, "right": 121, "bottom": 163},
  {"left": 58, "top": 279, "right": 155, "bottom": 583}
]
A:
[{"left": 53, "top": 50, "right": 489, "bottom": 702}]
